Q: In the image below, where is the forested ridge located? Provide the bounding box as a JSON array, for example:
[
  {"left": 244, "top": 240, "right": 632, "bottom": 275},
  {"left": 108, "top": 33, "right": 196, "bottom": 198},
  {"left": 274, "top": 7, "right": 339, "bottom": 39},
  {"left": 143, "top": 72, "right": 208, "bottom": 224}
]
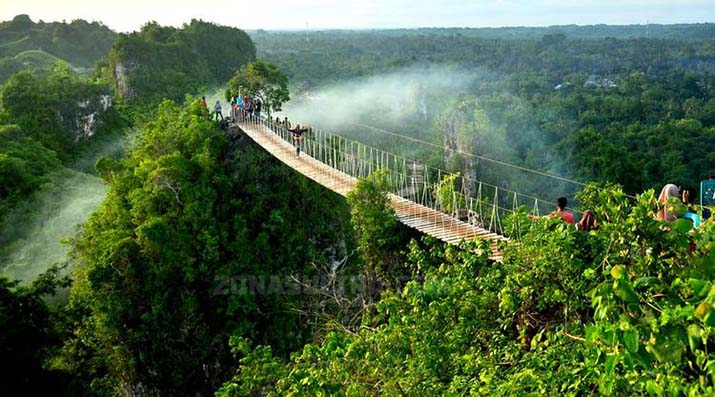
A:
[
  {"left": 0, "top": 14, "right": 116, "bottom": 83},
  {"left": 103, "top": 20, "right": 255, "bottom": 103},
  {"left": 1, "top": 16, "right": 715, "bottom": 396},
  {"left": 254, "top": 28, "right": 715, "bottom": 194}
]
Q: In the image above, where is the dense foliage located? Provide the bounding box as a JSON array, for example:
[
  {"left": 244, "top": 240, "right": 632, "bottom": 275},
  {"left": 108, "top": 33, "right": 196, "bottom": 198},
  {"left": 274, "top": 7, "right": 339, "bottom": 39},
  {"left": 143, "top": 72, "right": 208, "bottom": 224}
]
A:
[
  {"left": 0, "top": 64, "right": 125, "bottom": 218},
  {"left": 0, "top": 124, "right": 61, "bottom": 213},
  {"left": 0, "top": 65, "right": 121, "bottom": 156},
  {"left": 0, "top": 14, "right": 116, "bottom": 83},
  {"left": 254, "top": 28, "right": 715, "bottom": 194},
  {"left": 252, "top": 28, "right": 715, "bottom": 85},
  {"left": 105, "top": 20, "right": 255, "bottom": 103},
  {"left": 0, "top": 266, "right": 72, "bottom": 395},
  {"left": 57, "top": 100, "right": 355, "bottom": 395},
  {"left": 3, "top": 19, "right": 715, "bottom": 396},
  {"left": 346, "top": 169, "right": 413, "bottom": 283},
  {"left": 217, "top": 184, "right": 715, "bottom": 396},
  {"left": 225, "top": 60, "right": 290, "bottom": 117}
]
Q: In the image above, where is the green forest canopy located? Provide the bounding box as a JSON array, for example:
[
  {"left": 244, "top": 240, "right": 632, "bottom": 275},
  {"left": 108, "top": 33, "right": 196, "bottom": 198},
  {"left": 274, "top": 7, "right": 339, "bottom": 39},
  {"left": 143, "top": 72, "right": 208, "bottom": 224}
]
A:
[
  {"left": 2, "top": 17, "right": 715, "bottom": 396},
  {"left": 252, "top": 27, "right": 715, "bottom": 194},
  {"left": 0, "top": 14, "right": 116, "bottom": 83},
  {"left": 105, "top": 19, "right": 255, "bottom": 103}
]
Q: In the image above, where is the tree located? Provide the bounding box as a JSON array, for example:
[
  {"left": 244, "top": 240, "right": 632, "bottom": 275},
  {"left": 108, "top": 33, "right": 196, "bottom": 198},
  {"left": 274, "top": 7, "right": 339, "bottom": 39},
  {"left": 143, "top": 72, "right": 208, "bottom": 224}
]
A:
[
  {"left": 0, "top": 265, "right": 72, "bottom": 396},
  {"left": 0, "top": 125, "right": 61, "bottom": 214},
  {"left": 216, "top": 184, "right": 715, "bottom": 396},
  {"left": 346, "top": 169, "right": 410, "bottom": 285},
  {"left": 106, "top": 20, "right": 255, "bottom": 104},
  {"left": 225, "top": 60, "right": 289, "bottom": 117},
  {"left": 61, "top": 99, "right": 355, "bottom": 395}
]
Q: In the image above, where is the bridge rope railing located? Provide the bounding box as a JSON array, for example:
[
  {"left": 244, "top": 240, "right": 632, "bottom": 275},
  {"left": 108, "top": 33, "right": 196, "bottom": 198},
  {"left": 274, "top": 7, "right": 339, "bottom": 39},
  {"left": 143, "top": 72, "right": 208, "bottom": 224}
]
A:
[{"left": 237, "top": 110, "right": 578, "bottom": 239}]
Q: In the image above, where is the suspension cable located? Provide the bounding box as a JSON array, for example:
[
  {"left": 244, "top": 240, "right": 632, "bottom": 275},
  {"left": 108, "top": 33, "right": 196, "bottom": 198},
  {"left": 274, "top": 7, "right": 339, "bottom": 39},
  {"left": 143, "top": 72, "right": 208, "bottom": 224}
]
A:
[{"left": 350, "top": 122, "right": 587, "bottom": 187}]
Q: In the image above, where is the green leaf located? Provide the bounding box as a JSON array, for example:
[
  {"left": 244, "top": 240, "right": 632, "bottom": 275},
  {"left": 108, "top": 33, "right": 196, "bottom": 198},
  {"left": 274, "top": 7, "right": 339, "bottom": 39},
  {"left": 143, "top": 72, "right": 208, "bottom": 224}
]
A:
[
  {"left": 605, "top": 354, "right": 618, "bottom": 376},
  {"left": 622, "top": 329, "right": 639, "bottom": 354},
  {"left": 696, "top": 302, "right": 711, "bottom": 320},
  {"left": 611, "top": 265, "right": 626, "bottom": 280},
  {"left": 615, "top": 279, "right": 639, "bottom": 304},
  {"left": 689, "top": 279, "right": 711, "bottom": 300},
  {"left": 673, "top": 218, "right": 694, "bottom": 234},
  {"left": 649, "top": 338, "right": 685, "bottom": 363},
  {"left": 688, "top": 324, "right": 703, "bottom": 352},
  {"left": 704, "top": 309, "right": 715, "bottom": 327}
]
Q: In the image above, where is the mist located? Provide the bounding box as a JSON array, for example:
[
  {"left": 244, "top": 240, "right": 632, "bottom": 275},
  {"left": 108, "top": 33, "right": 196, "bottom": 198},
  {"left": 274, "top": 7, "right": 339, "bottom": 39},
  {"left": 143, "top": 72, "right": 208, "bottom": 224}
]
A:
[
  {"left": 0, "top": 129, "right": 133, "bottom": 283},
  {"left": 0, "top": 170, "right": 105, "bottom": 283},
  {"left": 281, "top": 65, "right": 484, "bottom": 136},
  {"left": 279, "top": 64, "right": 577, "bottom": 206}
]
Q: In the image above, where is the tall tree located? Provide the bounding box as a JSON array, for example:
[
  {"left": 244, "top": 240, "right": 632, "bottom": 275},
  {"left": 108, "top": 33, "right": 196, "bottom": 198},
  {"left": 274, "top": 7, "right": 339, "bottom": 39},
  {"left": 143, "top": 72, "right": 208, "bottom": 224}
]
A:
[{"left": 225, "top": 60, "right": 289, "bottom": 117}]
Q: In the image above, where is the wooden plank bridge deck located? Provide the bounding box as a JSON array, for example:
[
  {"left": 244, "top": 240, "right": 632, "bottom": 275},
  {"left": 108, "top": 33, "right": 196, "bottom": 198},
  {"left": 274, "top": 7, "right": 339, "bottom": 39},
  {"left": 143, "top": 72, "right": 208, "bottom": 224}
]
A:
[{"left": 235, "top": 121, "right": 507, "bottom": 260}]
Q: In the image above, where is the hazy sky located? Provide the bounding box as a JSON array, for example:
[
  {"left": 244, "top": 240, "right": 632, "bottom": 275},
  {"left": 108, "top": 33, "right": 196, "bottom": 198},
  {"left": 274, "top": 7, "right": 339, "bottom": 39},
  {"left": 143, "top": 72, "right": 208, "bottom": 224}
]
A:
[{"left": 2, "top": 0, "right": 714, "bottom": 32}]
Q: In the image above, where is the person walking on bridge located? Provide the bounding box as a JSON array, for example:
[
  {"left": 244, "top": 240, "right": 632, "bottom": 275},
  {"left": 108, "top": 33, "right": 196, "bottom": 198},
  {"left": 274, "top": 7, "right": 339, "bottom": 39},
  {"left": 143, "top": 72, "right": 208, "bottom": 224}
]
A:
[{"left": 289, "top": 124, "right": 309, "bottom": 157}]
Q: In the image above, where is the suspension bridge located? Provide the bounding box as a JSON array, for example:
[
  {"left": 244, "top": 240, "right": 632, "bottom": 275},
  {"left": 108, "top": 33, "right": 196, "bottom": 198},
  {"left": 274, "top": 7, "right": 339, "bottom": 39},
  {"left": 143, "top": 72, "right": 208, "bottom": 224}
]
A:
[{"left": 233, "top": 113, "right": 583, "bottom": 260}]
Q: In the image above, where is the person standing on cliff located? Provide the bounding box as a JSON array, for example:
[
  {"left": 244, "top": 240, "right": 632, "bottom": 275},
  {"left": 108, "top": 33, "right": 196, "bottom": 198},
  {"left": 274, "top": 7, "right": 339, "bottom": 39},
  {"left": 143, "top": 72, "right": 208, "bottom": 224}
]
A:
[{"left": 214, "top": 100, "right": 224, "bottom": 121}]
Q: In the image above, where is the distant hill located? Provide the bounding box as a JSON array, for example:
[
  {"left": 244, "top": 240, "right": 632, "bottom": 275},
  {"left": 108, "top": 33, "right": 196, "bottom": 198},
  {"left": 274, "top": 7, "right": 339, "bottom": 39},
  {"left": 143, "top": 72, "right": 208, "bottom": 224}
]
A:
[
  {"left": 251, "top": 23, "right": 715, "bottom": 41},
  {"left": 0, "top": 14, "right": 117, "bottom": 83},
  {"left": 249, "top": 24, "right": 715, "bottom": 86},
  {"left": 0, "top": 49, "right": 69, "bottom": 83},
  {"left": 389, "top": 23, "right": 715, "bottom": 41},
  {"left": 0, "top": 14, "right": 116, "bottom": 68}
]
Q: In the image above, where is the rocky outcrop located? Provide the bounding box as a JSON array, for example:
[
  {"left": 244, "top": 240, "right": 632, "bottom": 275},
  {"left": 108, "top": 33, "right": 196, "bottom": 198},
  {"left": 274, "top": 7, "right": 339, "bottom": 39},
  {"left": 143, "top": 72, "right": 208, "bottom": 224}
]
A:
[
  {"left": 442, "top": 107, "right": 463, "bottom": 170},
  {"left": 440, "top": 102, "right": 477, "bottom": 198},
  {"left": 114, "top": 59, "right": 138, "bottom": 99},
  {"left": 56, "top": 94, "right": 113, "bottom": 141}
]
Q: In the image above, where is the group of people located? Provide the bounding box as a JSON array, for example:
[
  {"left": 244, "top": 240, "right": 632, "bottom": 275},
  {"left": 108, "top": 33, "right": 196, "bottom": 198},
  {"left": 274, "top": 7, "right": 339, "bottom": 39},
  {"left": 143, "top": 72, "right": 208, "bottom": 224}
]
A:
[
  {"left": 205, "top": 95, "right": 308, "bottom": 158},
  {"left": 230, "top": 94, "right": 262, "bottom": 121},
  {"left": 200, "top": 94, "right": 263, "bottom": 122},
  {"left": 534, "top": 197, "right": 599, "bottom": 232},
  {"left": 656, "top": 183, "right": 710, "bottom": 227},
  {"left": 275, "top": 116, "right": 291, "bottom": 129},
  {"left": 541, "top": 182, "right": 712, "bottom": 232}
]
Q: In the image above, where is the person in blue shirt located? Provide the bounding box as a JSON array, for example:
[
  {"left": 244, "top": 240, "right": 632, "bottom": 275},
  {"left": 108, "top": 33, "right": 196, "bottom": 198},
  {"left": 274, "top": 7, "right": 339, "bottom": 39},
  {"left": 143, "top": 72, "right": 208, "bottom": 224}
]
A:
[{"left": 681, "top": 187, "right": 710, "bottom": 226}]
